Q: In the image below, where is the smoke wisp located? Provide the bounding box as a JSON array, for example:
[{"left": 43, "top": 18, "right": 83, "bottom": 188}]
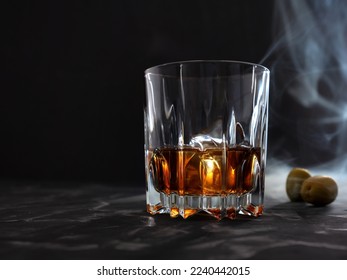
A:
[{"left": 263, "top": 0, "right": 347, "bottom": 174}]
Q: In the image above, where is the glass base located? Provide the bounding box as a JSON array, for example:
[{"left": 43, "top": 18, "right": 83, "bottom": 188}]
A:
[{"left": 146, "top": 190, "right": 263, "bottom": 220}]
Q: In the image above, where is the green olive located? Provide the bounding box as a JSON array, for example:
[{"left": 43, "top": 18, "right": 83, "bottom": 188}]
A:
[
  {"left": 286, "top": 168, "right": 311, "bottom": 202},
  {"left": 300, "top": 176, "right": 338, "bottom": 206}
]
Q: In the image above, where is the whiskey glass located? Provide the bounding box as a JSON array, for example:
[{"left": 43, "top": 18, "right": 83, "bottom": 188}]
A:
[{"left": 144, "top": 60, "right": 270, "bottom": 219}]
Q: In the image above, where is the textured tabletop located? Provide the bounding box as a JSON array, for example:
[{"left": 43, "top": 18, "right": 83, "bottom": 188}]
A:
[{"left": 1, "top": 163, "right": 347, "bottom": 260}]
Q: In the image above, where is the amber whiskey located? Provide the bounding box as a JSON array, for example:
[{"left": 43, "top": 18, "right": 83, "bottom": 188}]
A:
[{"left": 148, "top": 145, "right": 261, "bottom": 197}]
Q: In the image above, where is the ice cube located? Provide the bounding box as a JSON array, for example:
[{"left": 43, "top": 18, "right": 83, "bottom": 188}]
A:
[
  {"left": 189, "top": 120, "right": 225, "bottom": 149},
  {"left": 189, "top": 134, "right": 223, "bottom": 150}
]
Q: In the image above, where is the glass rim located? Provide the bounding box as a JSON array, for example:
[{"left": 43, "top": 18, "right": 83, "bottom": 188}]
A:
[{"left": 144, "top": 59, "right": 270, "bottom": 76}]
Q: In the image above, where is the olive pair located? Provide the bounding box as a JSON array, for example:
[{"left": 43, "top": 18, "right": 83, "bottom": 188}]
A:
[{"left": 286, "top": 168, "right": 338, "bottom": 206}]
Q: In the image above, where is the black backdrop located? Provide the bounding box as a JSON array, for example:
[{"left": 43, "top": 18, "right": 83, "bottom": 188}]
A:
[{"left": 1, "top": 0, "right": 275, "bottom": 184}]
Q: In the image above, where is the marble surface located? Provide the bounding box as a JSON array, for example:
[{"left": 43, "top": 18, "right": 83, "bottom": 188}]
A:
[{"left": 1, "top": 164, "right": 347, "bottom": 260}]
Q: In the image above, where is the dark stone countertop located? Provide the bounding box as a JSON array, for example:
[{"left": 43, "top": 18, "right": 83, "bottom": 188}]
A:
[{"left": 1, "top": 164, "right": 347, "bottom": 260}]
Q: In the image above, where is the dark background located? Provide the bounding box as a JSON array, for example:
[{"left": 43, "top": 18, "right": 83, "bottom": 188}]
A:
[{"left": 1, "top": 0, "right": 275, "bottom": 184}]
